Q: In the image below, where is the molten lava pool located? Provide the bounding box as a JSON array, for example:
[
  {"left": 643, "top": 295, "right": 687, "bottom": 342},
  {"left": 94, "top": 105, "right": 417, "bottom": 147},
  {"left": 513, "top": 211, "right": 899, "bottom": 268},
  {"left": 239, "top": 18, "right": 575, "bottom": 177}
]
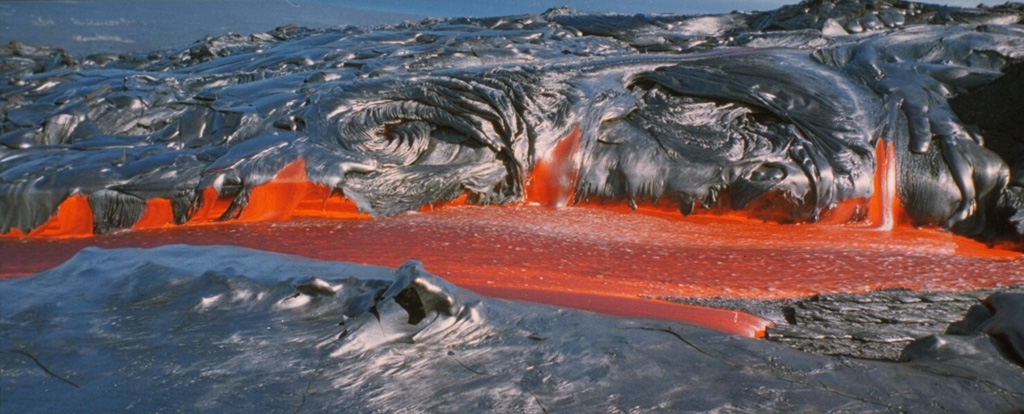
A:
[{"left": 2, "top": 205, "right": 1021, "bottom": 337}]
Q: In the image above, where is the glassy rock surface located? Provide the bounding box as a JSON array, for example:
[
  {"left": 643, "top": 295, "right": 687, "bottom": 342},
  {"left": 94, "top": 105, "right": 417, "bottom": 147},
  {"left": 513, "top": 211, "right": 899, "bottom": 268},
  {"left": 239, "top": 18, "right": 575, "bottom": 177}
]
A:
[
  {"left": 2, "top": 245, "right": 1022, "bottom": 412},
  {"left": 1, "top": 0, "right": 1022, "bottom": 242}
]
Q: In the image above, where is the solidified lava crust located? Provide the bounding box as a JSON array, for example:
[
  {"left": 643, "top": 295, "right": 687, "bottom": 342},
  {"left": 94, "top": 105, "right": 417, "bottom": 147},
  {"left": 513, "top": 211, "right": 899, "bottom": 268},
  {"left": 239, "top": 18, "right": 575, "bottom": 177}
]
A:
[
  {"left": 660, "top": 286, "right": 1024, "bottom": 360},
  {"left": 1, "top": 0, "right": 1023, "bottom": 245},
  {"left": 2, "top": 1, "right": 1024, "bottom": 410},
  {"left": 2, "top": 245, "right": 1023, "bottom": 412}
]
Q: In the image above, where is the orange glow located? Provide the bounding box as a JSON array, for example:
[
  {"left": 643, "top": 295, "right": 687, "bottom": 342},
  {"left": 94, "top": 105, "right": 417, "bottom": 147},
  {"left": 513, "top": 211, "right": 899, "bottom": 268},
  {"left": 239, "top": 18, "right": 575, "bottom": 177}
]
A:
[
  {"left": 2, "top": 160, "right": 378, "bottom": 239},
  {"left": 865, "top": 139, "right": 910, "bottom": 229},
  {"left": 526, "top": 126, "right": 582, "bottom": 207},
  {"left": 185, "top": 160, "right": 347, "bottom": 224},
  {"left": 187, "top": 187, "right": 236, "bottom": 224},
  {"left": 419, "top": 193, "right": 470, "bottom": 212},
  {"left": 200, "top": 160, "right": 376, "bottom": 222},
  {"left": 3, "top": 153, "right": 1022, "bottom": 337},
  {"left": 237, "top": 160, "right": 310, "bottom": 222},
  {"left": 292, "top": 186, "right": 368, "bottom": 219},
  {"left": 816, "top": 198, "right": 867, "bottom": 225},
  {"left": 134, "top": 198, "right": 175, "bottom": 229},
  {"left": 466, "top": 285, "right": 771, "bottom": 337},
  {"left": 1, "top": 195, "right": 94, "bottom": 239},
  {"left": 574, "top": 138, "right": 920, "bottom": 230},
  {"left": 3, "top": 206, "right": 1020, "bottom": 339}
]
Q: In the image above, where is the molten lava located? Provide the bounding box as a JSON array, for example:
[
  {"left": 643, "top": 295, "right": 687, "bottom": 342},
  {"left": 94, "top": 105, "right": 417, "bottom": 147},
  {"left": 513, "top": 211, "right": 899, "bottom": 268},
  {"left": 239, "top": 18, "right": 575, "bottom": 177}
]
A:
[
  {"left": 2, "top": 154, "right": 1021, "bottom": 338},
  {"left": 867, "top": 139, "right": 909, "bottom": 230},
  {"left": 3, "top": 206, "right": 1021, "bottom": 338},
  {"left": 4, "top": 195, "right": 94, "bottom": 238},
  {"left": 526, "top": 126, "right": 583, "bottom": 207}
]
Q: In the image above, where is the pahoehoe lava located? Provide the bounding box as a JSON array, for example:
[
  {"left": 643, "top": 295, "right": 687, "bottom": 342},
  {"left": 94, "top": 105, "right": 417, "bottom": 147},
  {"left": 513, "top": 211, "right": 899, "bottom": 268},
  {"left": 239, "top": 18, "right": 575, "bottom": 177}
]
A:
[
  {"left": 2, "top": 2, "right": 1024, "bottom": 409},
  {"left": 2, "top": 0, "right": 1023, "bottom": 243},
  {"left": 660, "top": 285, "right": 1024, "bottom": 360},
  {"left": 2, "top": 245, "right": 1022, "bottom": 412}
]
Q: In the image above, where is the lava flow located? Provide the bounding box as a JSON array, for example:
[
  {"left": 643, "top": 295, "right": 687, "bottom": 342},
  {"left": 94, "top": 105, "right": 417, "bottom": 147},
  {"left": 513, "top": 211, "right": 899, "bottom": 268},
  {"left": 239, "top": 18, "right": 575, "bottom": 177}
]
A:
[
  {"left": 526, "top": 126, "right": 583, "bottom": 207},
  {"left": 3, "top": 141, "right": 1022, "bottom": 338},
  {"left": 3, "top": 204, "right": 1022, "bottom": 337}
]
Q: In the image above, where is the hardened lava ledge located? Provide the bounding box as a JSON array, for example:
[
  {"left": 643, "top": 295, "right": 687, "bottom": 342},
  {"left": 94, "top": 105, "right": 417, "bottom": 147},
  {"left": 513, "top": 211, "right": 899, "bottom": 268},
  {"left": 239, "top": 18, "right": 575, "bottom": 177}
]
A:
[{"left": 2, "top": 0, "right": 1023, "bottom": 242}]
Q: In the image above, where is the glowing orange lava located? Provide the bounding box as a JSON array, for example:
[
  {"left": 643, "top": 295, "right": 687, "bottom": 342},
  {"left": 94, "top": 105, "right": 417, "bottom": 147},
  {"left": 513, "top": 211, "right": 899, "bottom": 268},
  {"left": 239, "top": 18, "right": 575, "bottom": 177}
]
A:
[
  {"left": 1, "top": 160, "right": 372, "bottom": 239},
  {"left": 866, "top": 138, "right": 911, "bottom": 229},
  {"left": 526, "top": 126, "right": 582, "bottom": 207},
  {"left": 3, "top": 205, "right": 1022, "bottom": 337},
  {"left": 187, "top": 159, "right": 369, "bottom": 224},
  {"left": 3, "top": 195, "right": 94, "bottom": 238},
  {"left": 2, "top": 154, "right": 1022, "bottom": 338}
]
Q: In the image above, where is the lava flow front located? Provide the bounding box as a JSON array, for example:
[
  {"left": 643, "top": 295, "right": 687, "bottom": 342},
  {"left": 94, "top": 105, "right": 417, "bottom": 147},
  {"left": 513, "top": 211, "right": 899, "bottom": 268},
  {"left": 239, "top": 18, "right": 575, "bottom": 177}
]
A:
[{"left": 3, "top": 205, "right": 1021, "bottom": 338}]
